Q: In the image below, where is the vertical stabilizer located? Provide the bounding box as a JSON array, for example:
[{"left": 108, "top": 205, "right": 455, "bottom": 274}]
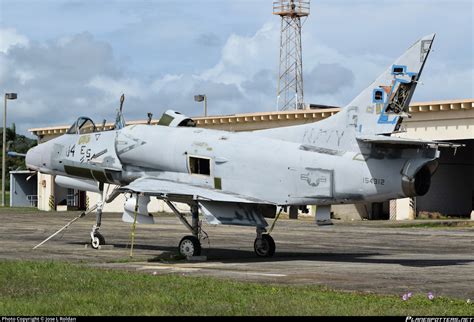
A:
[
  {"left": 257, "top": 34, "right": 436, "bottom": 150},
  {"left": 344, "top": 33, "right": 435, "bottom": 135}
]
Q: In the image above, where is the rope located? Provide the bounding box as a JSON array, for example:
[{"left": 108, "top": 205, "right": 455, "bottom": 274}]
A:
[
  {"left": 129, "top": 194, "right": 139, "bottom": 257},
  {"left": 267, "top": 207, "right": 283, "bottom": 235},
  {"left": 33, "top": 209, "right": 90, "bottom": 250}
]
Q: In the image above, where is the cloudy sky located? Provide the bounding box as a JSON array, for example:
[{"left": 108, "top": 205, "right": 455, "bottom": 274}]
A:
[{"left": 0, "top": 0, "right": 472, "bottom": 136}]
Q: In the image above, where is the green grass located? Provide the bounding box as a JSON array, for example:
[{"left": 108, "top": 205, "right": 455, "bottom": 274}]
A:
[{"left": 0, "top": 261, "right": 472, "bottom": 316}]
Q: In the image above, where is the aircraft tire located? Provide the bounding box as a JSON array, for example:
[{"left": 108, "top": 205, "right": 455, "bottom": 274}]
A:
[
  {"left": 254, "top": 234, "right": 275, "bottom": 257},
  {"left": 91, "top": 232, "right": 105, "bottom": 249},
  {"left": 178, "top": 235, "right": 201, "bottom": 257}
]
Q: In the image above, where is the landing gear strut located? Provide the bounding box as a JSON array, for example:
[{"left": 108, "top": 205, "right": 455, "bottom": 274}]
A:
[
  {"left": 90, "top": 200, "right": 105, "bottom": 249},
  {"left": 90, "top": 185, "right": 106, "bottom": 250},
  {"left": 166, "top": 201, "right": 203, "bottom": 257}
]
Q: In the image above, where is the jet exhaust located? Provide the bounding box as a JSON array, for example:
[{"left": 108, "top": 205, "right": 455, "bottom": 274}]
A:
[{"left": 401, "top": 160, "right": 438, "bottom": 197}]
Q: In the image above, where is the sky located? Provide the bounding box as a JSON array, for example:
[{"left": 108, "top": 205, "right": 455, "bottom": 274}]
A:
[{"left": 0, "top": 0, "right": 473, "bottom": 137}]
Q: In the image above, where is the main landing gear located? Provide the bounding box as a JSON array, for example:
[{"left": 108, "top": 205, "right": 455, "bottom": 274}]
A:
[
  {"left": 178, "top": 235, "right": 201, "bottom": 257},
  {"left": 166, "top": 201, "right": 204, "bottom": 257},
  {"left": 254, "top": 227, "right": 275, "bottom": 257},
  {"left": 253, "top": 206, "right": 282, "bottom": 257},
  {"left": 166, "top": 200, "right": 280, "bottom": 258}
]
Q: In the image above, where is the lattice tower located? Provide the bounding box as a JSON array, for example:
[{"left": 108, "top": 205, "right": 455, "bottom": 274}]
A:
[{"left": 273, "top": 0, "right": 310, "bottom": 110}]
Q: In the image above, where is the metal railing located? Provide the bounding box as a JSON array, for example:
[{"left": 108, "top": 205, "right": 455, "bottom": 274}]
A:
[
  {"left": 26, "top": 195, "right": 38, "bottom": 207},
  {"left": 273, "top": 1, "right": 310, "bottom": 17},
  {"left": 67, "top": 192, "right": 78, "bottom": 207}
]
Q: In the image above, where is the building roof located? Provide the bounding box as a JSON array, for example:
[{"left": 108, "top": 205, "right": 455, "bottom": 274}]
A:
[{"left": 29, "top": 98, "right": 474, "bottom": 137}]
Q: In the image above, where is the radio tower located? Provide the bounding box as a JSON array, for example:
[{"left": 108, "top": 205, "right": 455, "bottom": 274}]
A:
[{"left": 273, "top": 0, "right": 310, "bottom": 110}]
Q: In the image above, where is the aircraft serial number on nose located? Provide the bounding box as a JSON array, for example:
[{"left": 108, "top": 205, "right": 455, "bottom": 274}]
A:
[
  {"left": 363, "top": 177, "right": 385, "bottom": 185},
  {"left": 65, "top": 144, "right": 92, "bottom": 163},
  {"left": 65, "top": 144, "right": 76, "bottom": 157},
  {"left": 79, "top": 145, "right": 92, "bottom": 163}
]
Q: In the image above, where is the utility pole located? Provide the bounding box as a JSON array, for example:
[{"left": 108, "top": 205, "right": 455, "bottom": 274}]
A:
[{"left": 2, "top": 93, "right": 17, "bottom": 207}]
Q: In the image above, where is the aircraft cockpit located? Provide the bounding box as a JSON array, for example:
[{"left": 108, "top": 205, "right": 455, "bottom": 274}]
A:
[
  {"left": 157, "top": 110, "right": 196, "bottom": 127},
  {"left": 66, "top": 117, "right": 97, "bottom": 135}
]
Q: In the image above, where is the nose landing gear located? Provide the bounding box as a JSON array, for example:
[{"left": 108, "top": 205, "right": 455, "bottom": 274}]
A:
[
  {"left": 90, "top": 200, "right": 105, "bottom": 250},
  {"left": 91, "top": 231, "right": 105, "bottom": 249}
]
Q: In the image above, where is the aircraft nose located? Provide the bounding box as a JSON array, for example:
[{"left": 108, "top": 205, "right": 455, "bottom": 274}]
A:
[{"left": 25, "top": 146, "right": 42, "bottom": 171}]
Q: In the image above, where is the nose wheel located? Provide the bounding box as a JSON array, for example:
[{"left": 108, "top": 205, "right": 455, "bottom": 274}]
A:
[
  {"left": 254, "top": 234, "right": 275, "bottom": 257},
  {"left": 178, "top": 235, "right": 201, "bottom": 257},
  {"left": 91, "top": 232, "right": 105, "bottom": 249}
]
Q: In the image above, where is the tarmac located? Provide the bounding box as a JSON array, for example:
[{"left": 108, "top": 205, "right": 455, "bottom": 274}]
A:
[{"left": 0, "top": 210, "right": 473, "bottom": 299}]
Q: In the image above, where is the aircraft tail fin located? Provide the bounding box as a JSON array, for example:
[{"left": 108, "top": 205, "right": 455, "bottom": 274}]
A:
[
  {"left": 256, "top": 34, "right": 435, "bottom": 149},
  {"left": 341, "top": 33, "right": 435, "bottom": 135}
]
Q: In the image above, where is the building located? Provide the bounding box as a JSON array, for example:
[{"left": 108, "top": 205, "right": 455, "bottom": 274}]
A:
[
  {"left": 9, "top": 170, "right": 37, "bottom": 207},
  {"left": 27, "top": 98, "right": 474, "bottom": 220}
]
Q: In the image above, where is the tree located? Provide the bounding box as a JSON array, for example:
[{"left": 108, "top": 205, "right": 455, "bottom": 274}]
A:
[{"left": 0, "top": 126, "right": 37, "bottom": 190}]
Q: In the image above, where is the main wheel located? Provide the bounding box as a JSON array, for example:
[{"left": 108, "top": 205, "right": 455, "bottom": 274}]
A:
[
  {"left": 178, "top": 235, "right": 201, "bottom": 257},
  {"left": 254, "top": 234, "right": 275, "bottom": 257},
  {"left": 91, "top": 232, "right": 106, "bottom": 250}
]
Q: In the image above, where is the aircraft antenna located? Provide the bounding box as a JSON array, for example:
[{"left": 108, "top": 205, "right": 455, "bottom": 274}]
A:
[{"left": 273, "top": 0, "right": 310, "bottom": 110}]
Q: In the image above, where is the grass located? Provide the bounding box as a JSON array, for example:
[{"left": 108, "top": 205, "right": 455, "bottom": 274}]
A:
[
  {"left": 416, "top": 211, "right": 461, "bottom": 220},
  {"left": 0, "top": 261, "right": 472, "bottom": 316}
]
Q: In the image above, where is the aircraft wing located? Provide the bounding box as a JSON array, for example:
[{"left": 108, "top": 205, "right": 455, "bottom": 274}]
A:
[
  {"left": 356, "top": 135, "right": 463, "bottom": 148},
  {"left": 121, "top": 177, "right": 273, "bottom": 227},
  {"left": 120, "top": 177, "right": 272, "bottom": 204}
]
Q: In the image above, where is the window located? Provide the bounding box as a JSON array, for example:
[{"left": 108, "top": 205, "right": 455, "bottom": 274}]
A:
[
  {"left": 66, "top": 117, "right": 96, "bottom": 134},
  {"left": 189, "top": 156, "right": 211, "bottom": 176},
  {"left": 78, "top": 119, "right": 96, "bottom": 134}
]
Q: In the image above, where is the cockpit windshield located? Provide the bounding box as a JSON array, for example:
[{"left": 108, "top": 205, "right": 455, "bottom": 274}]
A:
[{"left": 66, "top": 117, "right": 97, "bottom": 134}]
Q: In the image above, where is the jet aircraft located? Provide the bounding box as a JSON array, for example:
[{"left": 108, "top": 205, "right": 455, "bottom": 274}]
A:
[{"left": 26, "top": 34, "right": 454, "bottom": 257}]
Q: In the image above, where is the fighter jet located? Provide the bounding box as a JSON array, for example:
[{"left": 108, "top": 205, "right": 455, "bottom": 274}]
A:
[{"left": 26, "top": 33, "right": 454, "bottom": 257}]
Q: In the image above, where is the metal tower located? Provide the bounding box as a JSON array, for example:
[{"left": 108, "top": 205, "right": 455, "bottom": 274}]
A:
[{"left": 273, "top": 0, "right": 310, "bottom": 110}]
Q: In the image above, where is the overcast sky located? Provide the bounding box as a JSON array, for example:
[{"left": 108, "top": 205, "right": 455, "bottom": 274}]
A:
[{"left": 0, "top": 0, "right": 472, "bottom": 137}]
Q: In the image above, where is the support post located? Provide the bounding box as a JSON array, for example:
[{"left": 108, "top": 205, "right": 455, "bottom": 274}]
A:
[
  {"left": 2, "top": 95, "right": 6, "bottom": 207},
  {"left": 190, "top": 203, "right": 199, "bottom": 237}
]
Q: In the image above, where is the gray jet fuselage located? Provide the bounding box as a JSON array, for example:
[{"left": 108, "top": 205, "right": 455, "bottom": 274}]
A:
[{"left": 27, "top": 122, "right": 432, "bottom": 207}]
